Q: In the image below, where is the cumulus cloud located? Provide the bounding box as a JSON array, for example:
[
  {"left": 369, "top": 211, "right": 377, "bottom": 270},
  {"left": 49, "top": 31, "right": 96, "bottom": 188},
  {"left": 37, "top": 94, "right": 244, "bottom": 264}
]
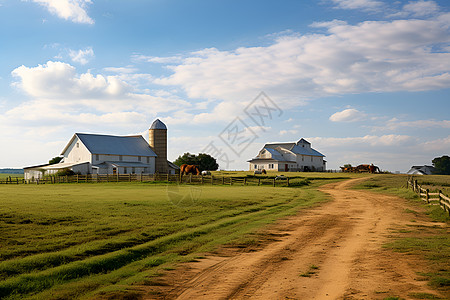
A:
[
  {"left": 330, "top": 0, "right": 384, "bottom": 11},
  {"left": 12, "top": 61, "right": 130, "bottom": 100},
  {"left": 8, "top": 61, "right": 191, "bottom": 133},
  {"left": 69, "top": 47, "right": 94, "bottom": 65},
  {"left": 155, "top": 15, "right": 450, "bottom": 106},
  {"left": 329, "top": 108, "right": 367, "bottom": 122},
  {"left": 401, "top": 0, "right": 440, "bottom": 17},
  {"left": 28, "top": 0, "right": 94, "bottom": 24},
  {"left": 372, "top": 118, "right": 450, "bottom": 131}
]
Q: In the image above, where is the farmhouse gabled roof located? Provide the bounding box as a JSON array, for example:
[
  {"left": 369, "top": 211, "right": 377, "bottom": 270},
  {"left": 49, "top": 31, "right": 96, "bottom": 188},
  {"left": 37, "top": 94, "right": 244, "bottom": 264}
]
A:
[
  {"left": 61, "top": 133, "right": 157, "bottom": 157},
  {"left": 265, "top": 141, "right": 325, "bottom": 157}
]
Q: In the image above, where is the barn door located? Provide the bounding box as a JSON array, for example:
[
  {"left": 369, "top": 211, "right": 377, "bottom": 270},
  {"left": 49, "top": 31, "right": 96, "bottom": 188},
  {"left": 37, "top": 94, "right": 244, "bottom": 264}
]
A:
[{"left": 285, "top": 164, "right": 288, "bottom": 172}]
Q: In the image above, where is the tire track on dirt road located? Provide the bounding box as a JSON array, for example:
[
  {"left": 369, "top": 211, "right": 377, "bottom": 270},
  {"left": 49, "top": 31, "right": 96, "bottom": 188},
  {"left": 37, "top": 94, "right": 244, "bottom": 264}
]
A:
[{"left": 145, "top": 178, "right": 445, "bottom": 299}]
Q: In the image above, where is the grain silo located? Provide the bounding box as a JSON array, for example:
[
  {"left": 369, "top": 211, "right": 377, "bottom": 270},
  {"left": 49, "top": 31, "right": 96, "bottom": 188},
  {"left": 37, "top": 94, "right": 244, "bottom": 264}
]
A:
[{"left": 149, "top": 119, "right": 168, "bottom": 174}]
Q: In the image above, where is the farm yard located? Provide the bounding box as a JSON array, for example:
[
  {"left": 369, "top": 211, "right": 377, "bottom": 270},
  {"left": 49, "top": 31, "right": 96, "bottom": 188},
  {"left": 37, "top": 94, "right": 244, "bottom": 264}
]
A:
[{"left": 0, "top": 173, "right": 449, "bottom": 299}]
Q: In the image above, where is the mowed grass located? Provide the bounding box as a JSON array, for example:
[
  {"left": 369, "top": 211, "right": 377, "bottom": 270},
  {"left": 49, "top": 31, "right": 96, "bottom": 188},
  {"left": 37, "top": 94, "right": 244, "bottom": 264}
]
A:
[
  {"left": 0, "top": 173, "right": 23, "bottom": 179},
  {"left": 0, "top": 181, "right": 328, "bottom": 299},
  {"left": 355, "top": 174, "right": 450, "bottom": 294}
]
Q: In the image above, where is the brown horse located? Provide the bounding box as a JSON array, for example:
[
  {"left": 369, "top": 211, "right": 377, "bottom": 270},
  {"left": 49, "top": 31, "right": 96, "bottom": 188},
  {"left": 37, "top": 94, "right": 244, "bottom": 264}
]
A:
[{"left": 180, "top": 164, "right": 200, "bottom": 175}]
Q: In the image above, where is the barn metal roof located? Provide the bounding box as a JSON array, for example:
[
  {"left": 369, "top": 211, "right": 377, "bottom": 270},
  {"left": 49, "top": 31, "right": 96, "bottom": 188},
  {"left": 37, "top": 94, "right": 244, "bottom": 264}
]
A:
[
  {"left": 263, "top": 147, "right": 285, "bottom": 161},
  {"left": 61, "top": 133, "right": 157, "bottom": 157}
]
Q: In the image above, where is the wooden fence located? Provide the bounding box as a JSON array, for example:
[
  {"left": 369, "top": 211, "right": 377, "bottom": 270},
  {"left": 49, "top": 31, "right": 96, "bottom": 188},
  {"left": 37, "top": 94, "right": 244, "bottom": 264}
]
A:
[
  {"left": 407, "top": 178, "right": 450, "bottom": 215},
  {"left": 0, "top": 174, "right": 300, "bottom": 187}
]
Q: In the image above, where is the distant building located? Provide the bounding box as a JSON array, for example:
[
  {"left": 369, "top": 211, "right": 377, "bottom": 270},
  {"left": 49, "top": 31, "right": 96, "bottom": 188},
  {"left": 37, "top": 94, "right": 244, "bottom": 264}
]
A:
[
  {"left": 24, "top": 119, "right": 179, "bottom": 180},
  {"left": 406, "top": 165, "right": 435, "bottom": 175},
  {"left": 248, "top": 138, "right": 326, "bottom": 172}
]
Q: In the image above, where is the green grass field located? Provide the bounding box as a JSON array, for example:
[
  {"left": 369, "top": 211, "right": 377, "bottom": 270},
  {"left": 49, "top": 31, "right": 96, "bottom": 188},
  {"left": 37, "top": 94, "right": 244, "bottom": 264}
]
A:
[{"left": 0, "top": 181, "right": 330, "bottom": 299}]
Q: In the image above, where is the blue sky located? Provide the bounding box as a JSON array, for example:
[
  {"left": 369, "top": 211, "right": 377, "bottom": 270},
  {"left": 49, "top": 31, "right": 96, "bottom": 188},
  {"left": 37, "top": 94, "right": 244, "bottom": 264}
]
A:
[{"left": 0, "top": 0, "right": 449, "bottom": 172}]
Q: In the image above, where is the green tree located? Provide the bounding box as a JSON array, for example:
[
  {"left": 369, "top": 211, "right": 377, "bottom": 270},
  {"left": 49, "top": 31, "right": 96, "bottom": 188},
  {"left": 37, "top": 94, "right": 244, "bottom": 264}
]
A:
[
  {"left": 174, "top": 152, "right": 197, "bottom": 166},
  {"left": 196, "top": 153, "right": 219, "bottom": 171},
  {"left": 432, "top": 155, "right": 450, "bottom": 175},
  {"left": 173, "top": 152, "right": 219, "bottom": 171},
  {"left": 49, "top": 156, "right": 63, "bottom": 165}
]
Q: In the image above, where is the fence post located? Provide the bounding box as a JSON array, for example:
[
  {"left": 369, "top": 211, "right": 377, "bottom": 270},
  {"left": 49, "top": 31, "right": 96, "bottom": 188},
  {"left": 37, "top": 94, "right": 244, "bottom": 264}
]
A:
[
  {"left": 438, "top": 190, "right": 443, "bottom": 211},
  {"left": 189, "top": 174, "right": 192, "bottom": 184},
  {"left": 201, "top": 175, "right": 204, "bottom": 185},
  {"left": 211, "top": 175, "right": 214, "bottom": 185},
  {"left": 258, "top": 178, "right": 260, "bottom": 186},
  {"left": 287, "top": 177, "right": 289, "bottom": 187},
  {"left": 222, "top": 176, "right": 225, "bottom": 185},
  {"left": 414, "top": 180, "right": 418, "bottom": 192},
  {"left": 426, "top": 189, "right": 429, "bottom": 204},
  {"left": 273, "top": 178, "right": 275, "bottom": 187},
  {"left": 230, "top": 177, "right": 232, "bottom": 186},
  {"left": 244, "top": 177, "right": 247, "bottom": 186}
]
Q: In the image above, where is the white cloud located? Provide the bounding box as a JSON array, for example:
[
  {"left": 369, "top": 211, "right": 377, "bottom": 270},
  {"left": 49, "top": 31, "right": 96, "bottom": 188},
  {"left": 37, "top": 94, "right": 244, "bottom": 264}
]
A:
[
  {"left": 309, "top": 134, "right": 414, "bottom": 148},
  {"left": 8, "top": 61, "right": 192, "bottom": 134},
  {"left": 69, "top": 47, "right": 94, "bottom": 65},
  {"left": 12, "top": 61, "right": 129, "bottom": 100},
  {"left": 330, "top": 0, "right": 384, "bottom": 11},
  {"left": 132, "top": 54, "right": 183, "bottom": 64},
  {"left": 403, "top": 0, "right": 440, "bottom": 17},
  {"left": 155, "top": 15, "right": 450, "bottom": 107},
  {"left": 29, "top": 0, "right": 94, "bottom": 24},
  {"left": 329, "top": 108, "right": 366, "bottom": 122},
  {"left": 280, "top": 129, "right": 299, "bottom": 136},
  {"left": 373, "top": 118, "right": 450, "bottom": 131}
]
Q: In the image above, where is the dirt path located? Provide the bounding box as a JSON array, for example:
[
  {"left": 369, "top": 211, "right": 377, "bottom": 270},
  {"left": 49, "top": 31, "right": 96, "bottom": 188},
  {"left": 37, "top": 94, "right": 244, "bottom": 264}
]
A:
[{"left": 143, "top": 178, "right": 445, "bottom": 299}]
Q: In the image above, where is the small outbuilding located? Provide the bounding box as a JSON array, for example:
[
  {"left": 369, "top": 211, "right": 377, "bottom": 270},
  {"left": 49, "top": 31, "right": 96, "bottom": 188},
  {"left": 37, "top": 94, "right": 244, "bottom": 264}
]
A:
[{"left": 406, "top": 165, "right": 435, "bottom": 175}]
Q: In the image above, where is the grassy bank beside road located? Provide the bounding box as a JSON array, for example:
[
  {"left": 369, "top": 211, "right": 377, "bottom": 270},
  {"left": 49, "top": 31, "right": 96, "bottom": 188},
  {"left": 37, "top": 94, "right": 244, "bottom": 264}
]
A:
[
  {"left": 355, "top": 174, "right": 450, "bottom": 296},
  {"left": 0, "top": 181, "right": 329, "bottom": 299}
]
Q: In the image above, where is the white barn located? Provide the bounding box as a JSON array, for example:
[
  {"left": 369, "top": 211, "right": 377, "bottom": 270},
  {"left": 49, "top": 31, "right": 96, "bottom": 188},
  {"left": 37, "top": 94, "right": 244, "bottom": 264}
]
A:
[
  {"left": 24, "top": 119, "right": 178, "bottom": 180},
  {"left": 248, "top": 138, "right": 326, "bottom": 172}
]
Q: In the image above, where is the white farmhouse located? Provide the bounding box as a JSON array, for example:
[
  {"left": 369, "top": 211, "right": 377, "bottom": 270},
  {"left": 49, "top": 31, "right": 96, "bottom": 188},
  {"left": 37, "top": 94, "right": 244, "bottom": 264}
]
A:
[
  {"left": 24, "top": 119, "right": 178, "bottom": 180},
  {"left": 248, "top": 139, "right": 326, "bottom": 172}
]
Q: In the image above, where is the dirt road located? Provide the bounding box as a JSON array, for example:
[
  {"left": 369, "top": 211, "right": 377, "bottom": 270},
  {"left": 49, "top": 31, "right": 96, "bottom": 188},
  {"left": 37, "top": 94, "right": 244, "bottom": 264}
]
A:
[{"left": 146, "top": 179, "right": 445, "bottom": 299}]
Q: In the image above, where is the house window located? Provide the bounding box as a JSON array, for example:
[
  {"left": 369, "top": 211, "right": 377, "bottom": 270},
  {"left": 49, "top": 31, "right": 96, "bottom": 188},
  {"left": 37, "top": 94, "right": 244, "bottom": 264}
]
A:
[
  {"left": 96, "top": 154, "right": 99, "bottom": 161},
  {"left": 311, "top": 156, "right": 313, "bottom": 162},
  {"left": 76, "top": 142, "right": 79, "bottom": 148},
  {"left": 147, "top": 157, "right": 150, "bottom": 163},
  {"left": 138, "top": 156, "right": 141, "bottom": 162},
  {"left": 132, "top": 167, "right": 135, "bottom": 174},
  {"left": 269, "top": 164, "right": 274, "bottom": 169},
  {"left": 124, "top": 167, "right": 127, "bottom": 174},
  {"left": 302, "top": 156, "right": 304, "bottom": 161},
  {"left": 254, "top": 164, "right": 257, "bottom": 169},
  {"left": 119, "top": 155, "right": 123, "bottom": 161}
]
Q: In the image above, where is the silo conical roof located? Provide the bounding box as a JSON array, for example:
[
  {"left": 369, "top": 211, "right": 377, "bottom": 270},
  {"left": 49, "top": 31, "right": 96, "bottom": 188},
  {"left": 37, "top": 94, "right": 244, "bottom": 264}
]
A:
[{"left": 150, "top": 119, "right": 167, "bottom": 130}]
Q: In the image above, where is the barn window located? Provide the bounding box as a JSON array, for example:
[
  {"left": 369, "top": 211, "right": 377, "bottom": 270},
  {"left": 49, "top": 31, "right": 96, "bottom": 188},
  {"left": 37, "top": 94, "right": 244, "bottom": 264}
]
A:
[
  {"left": 138, "top": 156, "right": 141, "bottom": 162},
  {"left": 311, "top": 156, "right": 313, "bottom": 162},
  {"left": 132, "top": 167, "right": 135, "bottom": 174},
  {"left": 147, "top": 157, "right": 150, "bottom": 163},
  {"left": 302, "top": 156, "right": 304, "bottom": 161},
  {"left": 96, "top": 154, "right": 99, "bottom": 161},
  {"left": 119, "top": 155, "right": 123, "bottom": 161}
]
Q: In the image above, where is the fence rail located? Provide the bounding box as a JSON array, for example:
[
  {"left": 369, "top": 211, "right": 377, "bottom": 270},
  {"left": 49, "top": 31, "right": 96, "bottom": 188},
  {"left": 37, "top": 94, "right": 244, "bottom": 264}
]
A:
[
  {"left": 0, "top": 174, "right": 300, "bottom": 187},
  {"left": 407, "top": 178, "right": 450, "bottom": 215}
]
